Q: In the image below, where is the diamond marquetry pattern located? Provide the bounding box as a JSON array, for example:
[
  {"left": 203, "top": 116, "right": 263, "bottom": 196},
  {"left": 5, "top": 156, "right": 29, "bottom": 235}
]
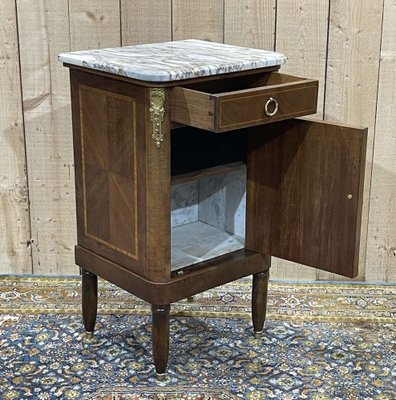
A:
[{"left": 80, "top": 85, "right": 138, "bottom": 259}]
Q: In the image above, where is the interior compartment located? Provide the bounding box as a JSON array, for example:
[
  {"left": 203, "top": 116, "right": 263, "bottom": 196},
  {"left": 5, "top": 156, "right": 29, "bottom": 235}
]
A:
[
  {"left": 171, "top": 127, "right": 247, "bottom": 176},
  {"left": 171, "top": 127, "right": 248, "bottom": 272}
]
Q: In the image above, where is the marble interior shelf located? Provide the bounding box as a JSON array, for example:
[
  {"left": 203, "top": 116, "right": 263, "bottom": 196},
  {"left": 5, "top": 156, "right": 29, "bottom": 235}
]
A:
[
  {"left": 171, "top": 163, "right": 246, "bottom": 271},
  {"left": 171, "top": 222, "right": 244, "bottom": 271},
  {"left": 58, "top": 39, "right": 286, "bottom": 82}
]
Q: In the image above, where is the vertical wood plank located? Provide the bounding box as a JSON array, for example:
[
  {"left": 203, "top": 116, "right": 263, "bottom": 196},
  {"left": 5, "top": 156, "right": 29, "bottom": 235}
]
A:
[
  {"left": 69, "top": 0, "right": 121, "bottom": 50},
  {"left": 121, "top": 0, "right": 172, "bottom": 45},
  {"left": 68, "top": 1, "right": 122, "bottom": 266},
  {"left": 17, "top": 0, "right": 76, "bottom": 274},
  {"left": 322, "top": 0, "right": 383, "bottom": 281},
  {"left": 366, "top": 0, "right": 396, "bottom": 283},
  {"left": 270, "top": 0, "right": 329, "bottom": 280},
  {"left": 224, "top": 0, "right": 275, "bottom": 50},
  {"left": 0, "top": 1, "right": 31, "bottom": 273},
  {"left": 173, "top": 0, "right": 224, "bottom": 42},
  {"left": 17, "top": 0, "right": 121, "bottom": 275},
  {"left": 276, "top": 0, "right": 328, "bottom": 118}
]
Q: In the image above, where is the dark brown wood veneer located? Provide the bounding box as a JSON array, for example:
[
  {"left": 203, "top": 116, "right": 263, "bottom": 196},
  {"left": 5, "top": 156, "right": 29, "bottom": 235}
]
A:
[{"left": 65, "top": 62, "right": 367, "bottom": 377}]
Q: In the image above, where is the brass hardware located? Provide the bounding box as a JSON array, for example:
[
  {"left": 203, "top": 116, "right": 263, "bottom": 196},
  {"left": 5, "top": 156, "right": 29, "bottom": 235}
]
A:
[
  {"left": 264, "top": 97, "right": 279, "bottom": 117},
  {"left": 149, "top": 88, "right": 166, "bottom": 148},
  {"left": 347, "top": 194, "right": 353, "bottom": 199},
  {"left": 156, "top": 372, "right": 167, "bottom": 381}
]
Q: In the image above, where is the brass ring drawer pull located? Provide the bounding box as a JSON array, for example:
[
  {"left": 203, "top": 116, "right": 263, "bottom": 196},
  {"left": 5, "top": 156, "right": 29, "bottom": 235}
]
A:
[{"left": 264, "top": 97, "right": 279, "bottom": 117}]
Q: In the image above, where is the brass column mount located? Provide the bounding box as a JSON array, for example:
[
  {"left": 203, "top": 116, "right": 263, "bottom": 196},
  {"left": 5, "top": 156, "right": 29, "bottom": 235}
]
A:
[{"left": 149, "top": 88, "right": 166, "bottom": 148}]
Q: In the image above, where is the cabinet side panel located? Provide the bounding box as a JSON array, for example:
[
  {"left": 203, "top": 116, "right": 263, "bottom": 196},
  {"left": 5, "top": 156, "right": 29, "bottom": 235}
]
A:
[
  {"left": 246, "top": 119, "right": 367, "bottom": 277},
  {"left": 71, "top": 70, "right": 147, "bottom": 276}
]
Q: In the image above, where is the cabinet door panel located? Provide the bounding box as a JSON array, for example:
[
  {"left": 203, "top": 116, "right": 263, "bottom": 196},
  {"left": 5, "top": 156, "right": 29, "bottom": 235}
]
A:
[{"left": 246, "top": 119, "right": 367, "bottom": 278}]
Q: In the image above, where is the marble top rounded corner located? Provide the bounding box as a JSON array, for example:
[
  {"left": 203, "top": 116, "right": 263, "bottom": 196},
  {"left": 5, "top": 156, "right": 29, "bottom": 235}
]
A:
[{"left": 58, "top": 39, "right": 286, "bottom": 82}]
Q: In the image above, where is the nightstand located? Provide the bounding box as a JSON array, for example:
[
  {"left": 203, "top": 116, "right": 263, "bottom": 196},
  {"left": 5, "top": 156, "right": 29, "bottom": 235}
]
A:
[{"left": 59, "top": 40, "right": 367, "bottom": 378}]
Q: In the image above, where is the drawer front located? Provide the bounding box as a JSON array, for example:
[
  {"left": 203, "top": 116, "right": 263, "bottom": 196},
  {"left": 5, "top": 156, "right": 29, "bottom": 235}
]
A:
[
  {"left": 217, "top": 81, "right": 318, "bottom": 131},
  {"left": 170, "top": 74, "right": 319, "bottom": 133}
]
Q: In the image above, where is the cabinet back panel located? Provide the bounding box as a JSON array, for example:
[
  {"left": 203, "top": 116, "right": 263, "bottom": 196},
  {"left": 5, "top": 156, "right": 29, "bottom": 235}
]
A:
[{"left": 171, "top": 127, "right": 247, "bottom": 176}]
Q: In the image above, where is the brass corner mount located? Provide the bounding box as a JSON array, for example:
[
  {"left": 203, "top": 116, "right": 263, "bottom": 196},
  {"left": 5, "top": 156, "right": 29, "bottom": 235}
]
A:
[{"left": 149, "top": 88, "right": 166, "bottom": 149}]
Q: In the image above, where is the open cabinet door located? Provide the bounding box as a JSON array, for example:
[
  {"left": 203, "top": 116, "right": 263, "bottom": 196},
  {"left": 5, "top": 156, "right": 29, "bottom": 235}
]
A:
[{"left": 246, "top": 118, "right": 367, "bottom": 278}]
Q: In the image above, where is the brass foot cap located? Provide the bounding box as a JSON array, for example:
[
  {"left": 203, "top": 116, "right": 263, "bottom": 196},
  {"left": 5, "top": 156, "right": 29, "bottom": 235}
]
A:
[
  {"left": 85, "top": 331, "right": 94, "bottom": 340},
  {"left": 156, "top": 372, "right": 167, "bottom": 381},
  {"left": 254, "top": 331, "right": 263, "bottom": 338}
]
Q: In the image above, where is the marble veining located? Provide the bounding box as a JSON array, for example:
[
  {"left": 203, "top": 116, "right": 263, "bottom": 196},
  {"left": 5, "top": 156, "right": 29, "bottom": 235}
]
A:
[
  {"left": 58, "top": 39, "right": 286, "bottom": 82},
  {"left": 171, "top": 221, "right": 245, "bottom": 271},
  {"left": 199, "top": 168, "right": 246, "bottom": 237},
  {"left": 171, "top": 165, "right": 247, "bottom": 270},
  {"left": 171, "top": 181, "right": 199, "bottom": 227}
]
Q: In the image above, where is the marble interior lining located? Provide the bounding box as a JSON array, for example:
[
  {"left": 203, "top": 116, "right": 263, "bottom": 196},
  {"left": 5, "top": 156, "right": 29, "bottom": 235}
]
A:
[
  {"left": 171, "top": 221, "right": 245, "bottom": 271},
  {"left": 198, "top": 168, "right": 246, "bottom": 238},
  {"left": 171, "top": 181, "right": 198, "bottom": 227},
  {"left": 58, "top": 39, "right": 286, "bottom": 82},
  {"left": 171, "top": 165, "right": 246, "bottom": 270}
]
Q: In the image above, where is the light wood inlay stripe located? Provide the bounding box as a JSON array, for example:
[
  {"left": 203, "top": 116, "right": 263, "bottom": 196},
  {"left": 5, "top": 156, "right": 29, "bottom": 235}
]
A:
[{"left": 79, "top": 85, "right": 139, "bottom": 259}]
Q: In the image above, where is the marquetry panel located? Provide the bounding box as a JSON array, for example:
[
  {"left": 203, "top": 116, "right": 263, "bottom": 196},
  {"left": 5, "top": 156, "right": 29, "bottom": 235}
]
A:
[{"left": 79, "top": 85, "right": 138, "bottom": 260}]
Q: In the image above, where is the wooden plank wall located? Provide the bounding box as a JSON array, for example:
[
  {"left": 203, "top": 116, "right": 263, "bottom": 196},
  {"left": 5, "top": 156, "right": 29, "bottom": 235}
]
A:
[
  {"left": 271, "top": 0, "right": 329, "bottom": 281},
  {"left": 366, "top": 0, "right": 396, "bottom": 282},
  {"left": 0, "top": 1, "right": 31, "bottom": 274},
  {"left": 1, "top": 0, "right": 394, "bottom": 281}
]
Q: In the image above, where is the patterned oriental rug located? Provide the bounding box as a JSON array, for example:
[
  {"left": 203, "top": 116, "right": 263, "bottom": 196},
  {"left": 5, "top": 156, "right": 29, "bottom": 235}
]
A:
[{"left": 0, "top": 276, "right": 395, "bottom": 400}]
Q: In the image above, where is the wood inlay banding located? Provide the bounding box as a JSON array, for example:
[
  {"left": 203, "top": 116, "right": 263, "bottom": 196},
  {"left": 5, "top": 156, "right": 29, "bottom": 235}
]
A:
[{"left": 79, "top": 85, "right": 138, "bottom": 259}]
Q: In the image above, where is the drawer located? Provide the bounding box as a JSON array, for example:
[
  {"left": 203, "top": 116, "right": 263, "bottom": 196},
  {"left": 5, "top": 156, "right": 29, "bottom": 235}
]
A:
[{"left": 170, "top": 72, "right": 318, "bottom": 132}]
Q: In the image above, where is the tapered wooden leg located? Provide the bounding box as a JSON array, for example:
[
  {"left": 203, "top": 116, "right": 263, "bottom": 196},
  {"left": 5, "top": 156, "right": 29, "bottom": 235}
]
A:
[
  {"left": 151, "top": 304, "right": 170, "bottom": 380},
  {"left": 81, "top": 268, "right": 98, "bottom": 338},
  {"left": 252, "top": 270, "right": 269, "bottom": 337}
]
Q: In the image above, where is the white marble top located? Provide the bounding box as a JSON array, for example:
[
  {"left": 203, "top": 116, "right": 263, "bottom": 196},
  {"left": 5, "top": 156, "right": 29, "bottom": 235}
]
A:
[{"left": 58, "top": 39, "right": 286, "bottom": 82}]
